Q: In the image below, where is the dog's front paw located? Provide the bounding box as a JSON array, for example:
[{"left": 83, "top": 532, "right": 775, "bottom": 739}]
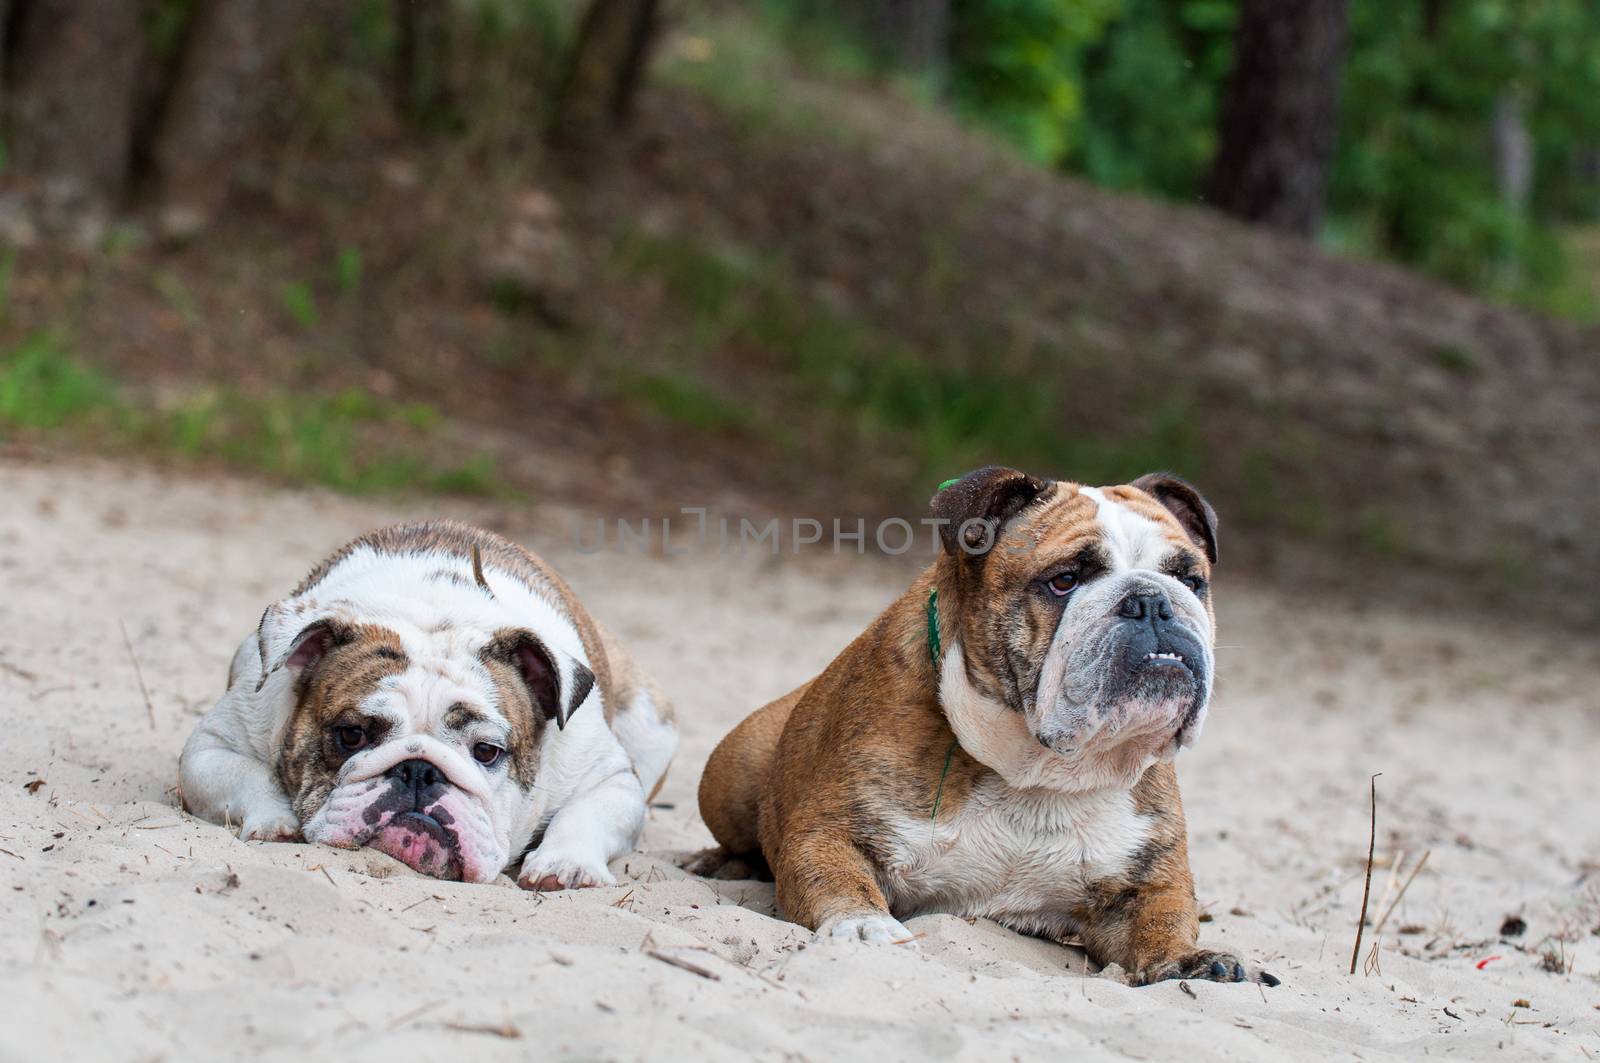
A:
[
  {"left": 517, "top": 847, "right": 616, "bottom": 892},
  {"left": 817, "top": 911, "right": 918, "bottom": 946},
  {"left": 1136, "top": 949, "right": 1280, "bottom": 987},
  {"left": 238, "top": 810, "right": 301, "bottom": 842}
]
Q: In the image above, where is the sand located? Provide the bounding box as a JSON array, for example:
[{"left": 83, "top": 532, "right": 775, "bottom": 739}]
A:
[{"left": 1, "top": 457, "right": 1597, "bottom": 1062}]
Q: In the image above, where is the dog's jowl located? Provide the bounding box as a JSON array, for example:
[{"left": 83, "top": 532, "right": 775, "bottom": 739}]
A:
[
  {"left": 180, "top": 521, "right": 677, "bottom": 889},
  {"left": 695, "top": 467, "right": 1277, "bottom": 986}
]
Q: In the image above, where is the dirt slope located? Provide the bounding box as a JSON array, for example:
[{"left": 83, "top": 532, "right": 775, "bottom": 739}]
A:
[{"left": 595, "top": 81, "right": 1600, "bottom": 589}]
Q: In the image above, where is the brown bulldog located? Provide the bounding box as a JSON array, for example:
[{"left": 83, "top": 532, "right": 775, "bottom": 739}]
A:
[{"left": 694, "top": 466, "right": 1277, "bottom": 986}]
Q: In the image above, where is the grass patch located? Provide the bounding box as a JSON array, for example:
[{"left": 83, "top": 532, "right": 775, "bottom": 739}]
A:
[
  {"left": 0, "top": 333, "right": 121, "bottom": 431},
  {"left": 618, "top": 372, "right": 754, "bottom": 434},
  {"left": 609, "top": 228, "right": 1205, "bottom": 488},
  {"left": 278, "top": 280, "right": 320, "bottom": 329},
  {"left": 0, "top": 332, "right": 508, "bottom": 497},
  {"left": 333, "top": 245, "right": 364, "bottom": 296},
  {"left": 1431, "top": 344, "right": 1478, "bottom": 373}
]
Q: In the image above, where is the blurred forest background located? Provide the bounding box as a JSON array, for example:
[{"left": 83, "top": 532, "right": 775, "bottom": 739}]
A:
[{"left": 0, "top": 0, "right": 1595, "bottom": 598}]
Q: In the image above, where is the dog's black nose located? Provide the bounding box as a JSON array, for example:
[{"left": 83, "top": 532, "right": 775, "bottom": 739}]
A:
[
  {"left": 386, "top": 759, "right": 445, "bottom": 807},
  {"left": 1118, "top": 589, "right": 1173, "bottom": 623}
]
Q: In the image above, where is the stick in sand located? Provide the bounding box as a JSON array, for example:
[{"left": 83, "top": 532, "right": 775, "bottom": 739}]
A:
[
  {"left": 118, "top": 618, "right": 157, "bottom": 730},
  {"left": 1371, "top": 849, "right": 1431, "bottom": 941},
  {"left": 1349, "top": 772, "right": 1381, "bottom": 975}
]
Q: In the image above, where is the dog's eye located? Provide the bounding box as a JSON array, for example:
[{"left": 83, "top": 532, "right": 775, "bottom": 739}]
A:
[
  {"left": 1046, "top": 571, "right": 1078, "bottom": 597},
  {"left": 472, "top": 743, "right": 504, "bottom": 767},
  {"left": 334, "top": 725, "right": 368, "bottom": 754},
  {"left": 1180, "top": 575, "right": 1206, "bottom": 594}
]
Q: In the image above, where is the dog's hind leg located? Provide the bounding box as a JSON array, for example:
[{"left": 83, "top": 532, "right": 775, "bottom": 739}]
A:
[{"left": 691, "top": 682, "right": 808, "bottom": 874}]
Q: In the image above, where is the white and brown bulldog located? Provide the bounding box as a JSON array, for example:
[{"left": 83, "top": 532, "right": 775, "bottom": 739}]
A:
[
  {"left": 695, "top": 467, "right": 1277, "bottom": 986},
  {"left": 180, "top": 521, "right": 676, "bottom": 889}
]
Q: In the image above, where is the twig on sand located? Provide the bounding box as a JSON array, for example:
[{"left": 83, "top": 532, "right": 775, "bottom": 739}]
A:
[
  {"left": 0, "top": 658, "right": 40, "bottom": 682},
  {"left": 118, "top": 618, "right": 156, "bottom": 730},
  {"left": 443, "top": 1020, "right": 522, "bottom": 1039},
  {"left": 387, "top": 1000, "right": 444, "bottom": 1029},
  {"left": 1371, "top": 850, "right": 1431, "bottom": 943},
  {"left": 1350, "top": 773, "right": 1382, "bottom": 975},
  {"left": 646, "top": 949, "right": 721, "bottom": 980}
]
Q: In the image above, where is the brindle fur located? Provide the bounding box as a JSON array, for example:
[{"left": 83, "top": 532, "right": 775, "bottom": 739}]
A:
[
  {"left": 276, "top": 622, "right": 412, "bottom": 823},
  {"left": 276, "top": 521, "right": 673, "bottom": 834},
  {"left": 293, "top": 520, "right": 670, "bottom": 729},
  {"left": 697, "top": 470, "right": 1268, "bottom": 986}
]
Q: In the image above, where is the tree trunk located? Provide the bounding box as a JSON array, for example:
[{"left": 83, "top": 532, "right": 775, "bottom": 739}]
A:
[
  {"left": 547, "top": 0, "right": 660, "bottom": 152},
  {"left": 1205, "top": 0, "right": 1350, "bottom": 236},
  {"left": 141, "top": 0, "right": 299, "bottom": 235},
  {"left": 1491, "top": 88, "right": 1531, "bottom": 215},
  {"left": 5, "top": 0, "right": 147, "bottom": 219},
  {"left": 0, "top": 1, "right": 13, "bottom": 87},
  {"left": 394, "top": 0, "right": 454, "bottom": 129}
]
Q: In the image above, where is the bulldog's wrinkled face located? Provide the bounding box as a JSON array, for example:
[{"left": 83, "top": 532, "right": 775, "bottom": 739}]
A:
[
  {"left": 937, "top": 469, "right": 1218, "bottom": 790},
  {"left": 269, "top": 618, "right": 585, "bottom": 882}
]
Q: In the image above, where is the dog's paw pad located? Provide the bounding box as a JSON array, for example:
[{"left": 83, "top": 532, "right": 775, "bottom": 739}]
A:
[{"left": 818, "top": 912, "right": 917, "bottom": 946}]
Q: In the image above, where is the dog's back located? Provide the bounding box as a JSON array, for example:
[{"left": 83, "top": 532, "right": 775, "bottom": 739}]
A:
[{"left": 697, "top": 681, "right": 809, "bottom": 858}]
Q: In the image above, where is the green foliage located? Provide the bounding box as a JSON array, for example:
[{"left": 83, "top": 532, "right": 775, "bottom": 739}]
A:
[
  {"left": 1331, "top": 0, "right": 1600, "bottom": 294},
  {"left": 278, "top": 281, "right": 320, "bottom": 329},
  {"left": 948, "top": 0, "right": 1123, "bottom": 164},
  {"left": 767, "top": 0, "right": 1600, "bottom": 312},
  {"left": 0, "top": 334, "right": 506, "bottom": 497},
  {"left": 1074, "top": 0, "right": 1234, "bottom": 197}
]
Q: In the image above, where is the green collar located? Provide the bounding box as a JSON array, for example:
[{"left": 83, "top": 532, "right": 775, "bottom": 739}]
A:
[
  {"left": 928, "top": 473, "right": 962, "bottom": 826},
  {"left": 925, "top": 584, "right": 957, "bottom": 825}
]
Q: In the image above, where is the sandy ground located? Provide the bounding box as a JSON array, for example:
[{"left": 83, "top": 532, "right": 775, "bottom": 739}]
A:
[{"left": 2, "top": 457, "right": 1598, "bottom": 1062}]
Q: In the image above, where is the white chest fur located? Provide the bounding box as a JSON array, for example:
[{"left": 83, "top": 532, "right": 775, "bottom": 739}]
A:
[
  {"left": 879, "top": 778, "right": 1150, "bottom": 937},
  {"left": 882, "top": 641, "right": 1156, "bottom": 937}
]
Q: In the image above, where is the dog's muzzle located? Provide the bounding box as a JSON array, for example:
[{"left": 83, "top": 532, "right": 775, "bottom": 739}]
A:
[
  {"left": 362, "top": 759, "right": 466, "bottom": 879},
  {"left": 1107, "top": 588, "right": 1209, "bottom": 702},
  {"left": 1031, "top": 572, "right": 1215, "bottom": 767},
  {"left": 302, "top": 739, "right": 509, "bottom": 883}
]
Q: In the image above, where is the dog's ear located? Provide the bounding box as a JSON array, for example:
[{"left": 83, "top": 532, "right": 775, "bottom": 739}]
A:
[
  {"left": 483, "top": 629, "right": 596, "bottom": 731},
  {"left": 255, "top": 609, "right": 355, "bottom": 691},
  {"left": 930, "top": 466, "right": 1050, "bottom": 558},
  {"left": 1132, "top": 472, "right": 1218, "bottom": 564}
]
